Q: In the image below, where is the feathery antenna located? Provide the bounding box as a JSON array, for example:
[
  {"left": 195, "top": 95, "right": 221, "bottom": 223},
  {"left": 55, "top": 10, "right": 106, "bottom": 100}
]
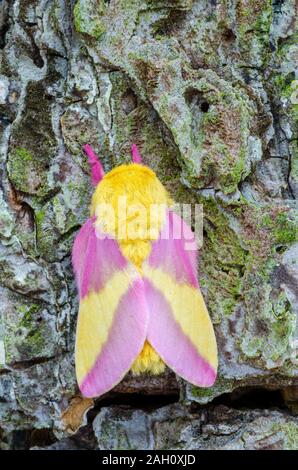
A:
[
  {"left": 83, "top": 144, "right": 105, "bottom": 186},
  {"left": 131, "top": 143, "right": 142, "bottom": 163}
]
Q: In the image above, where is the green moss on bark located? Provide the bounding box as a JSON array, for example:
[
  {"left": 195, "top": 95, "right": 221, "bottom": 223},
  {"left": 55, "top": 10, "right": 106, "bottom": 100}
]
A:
[{"left": 74, "top": 0, "right": 106, "bottom": 39}]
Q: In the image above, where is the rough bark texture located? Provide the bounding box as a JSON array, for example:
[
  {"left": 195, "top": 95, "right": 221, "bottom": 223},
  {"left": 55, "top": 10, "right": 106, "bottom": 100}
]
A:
[{"left": 0, "top": 0, "right": 298, "bottom": 450}]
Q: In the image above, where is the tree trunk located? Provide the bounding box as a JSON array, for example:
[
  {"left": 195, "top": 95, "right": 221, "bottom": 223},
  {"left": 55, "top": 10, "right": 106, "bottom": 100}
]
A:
[{"left": 0, "top": 0, "right": 297, "bottom": 450}]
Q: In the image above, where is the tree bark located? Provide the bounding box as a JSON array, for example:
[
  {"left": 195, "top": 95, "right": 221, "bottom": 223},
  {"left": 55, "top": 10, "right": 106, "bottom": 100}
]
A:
[{"left": 0, "top": 0, "right": 297, "bottom": 449}]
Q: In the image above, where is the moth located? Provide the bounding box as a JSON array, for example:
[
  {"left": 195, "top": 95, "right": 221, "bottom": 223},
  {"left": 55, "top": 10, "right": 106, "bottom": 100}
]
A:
[{"left": 72, "top": 143, "right": 218, "bottom": 398}]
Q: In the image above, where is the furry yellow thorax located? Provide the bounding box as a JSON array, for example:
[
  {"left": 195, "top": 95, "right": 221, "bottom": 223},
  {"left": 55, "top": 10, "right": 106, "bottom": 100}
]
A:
[
  {"left": 91, "top": 163, "right": 172, "bottom": 374},
  {"left": 91, "top": 163, "right": 172, "bottom": 268}
]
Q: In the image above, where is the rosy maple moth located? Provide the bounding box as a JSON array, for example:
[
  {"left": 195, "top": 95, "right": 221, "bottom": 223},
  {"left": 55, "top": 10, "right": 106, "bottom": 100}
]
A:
[{"left": 72, "top": 143, "right": 218, "bottom": 398}]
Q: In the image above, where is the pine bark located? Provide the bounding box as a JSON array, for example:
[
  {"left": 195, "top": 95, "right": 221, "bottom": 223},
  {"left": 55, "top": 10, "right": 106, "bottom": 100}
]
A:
[{"left": 0, "top": 0, "right": 297, "bottom": 449}]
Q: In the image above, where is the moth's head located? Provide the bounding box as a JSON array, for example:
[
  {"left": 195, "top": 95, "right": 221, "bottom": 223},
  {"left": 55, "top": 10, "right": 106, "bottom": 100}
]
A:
[
  {"left": 84, "top": 143, "right": 171, "bottom": 214},
  {"left": 83, "top": 143, "right": 143, "bottom": 188}
]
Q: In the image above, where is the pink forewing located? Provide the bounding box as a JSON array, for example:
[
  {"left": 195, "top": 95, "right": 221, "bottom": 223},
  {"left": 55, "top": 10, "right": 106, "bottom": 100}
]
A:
[
  {"left": 73, "top": 221, "right": 149, "bottom": 398},
  {"left": 79, "top": 279, "right": 148, "bottom": 397},
  {"left": 144, "top": 279, "right": 216, "bottom": 387}
]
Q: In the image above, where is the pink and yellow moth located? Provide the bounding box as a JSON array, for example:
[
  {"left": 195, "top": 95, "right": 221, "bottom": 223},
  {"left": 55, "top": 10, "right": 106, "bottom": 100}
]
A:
[{"left": 72, "top": 143, "right": 218, "bottom": 398}]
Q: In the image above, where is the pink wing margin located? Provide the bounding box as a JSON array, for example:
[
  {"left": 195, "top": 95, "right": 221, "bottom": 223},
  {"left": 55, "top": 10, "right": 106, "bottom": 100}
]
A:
[{"left": 72, "top": 218, "right": 148, "bottom": 397}]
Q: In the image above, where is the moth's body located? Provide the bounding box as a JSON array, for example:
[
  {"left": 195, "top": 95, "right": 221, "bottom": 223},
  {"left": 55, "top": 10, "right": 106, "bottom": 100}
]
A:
[
  {"left": 91, "top": 163, "right": 169, "bottom": 374},
  {"left": 73, "top": 144, "right": 218, "bottom": 398}
]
